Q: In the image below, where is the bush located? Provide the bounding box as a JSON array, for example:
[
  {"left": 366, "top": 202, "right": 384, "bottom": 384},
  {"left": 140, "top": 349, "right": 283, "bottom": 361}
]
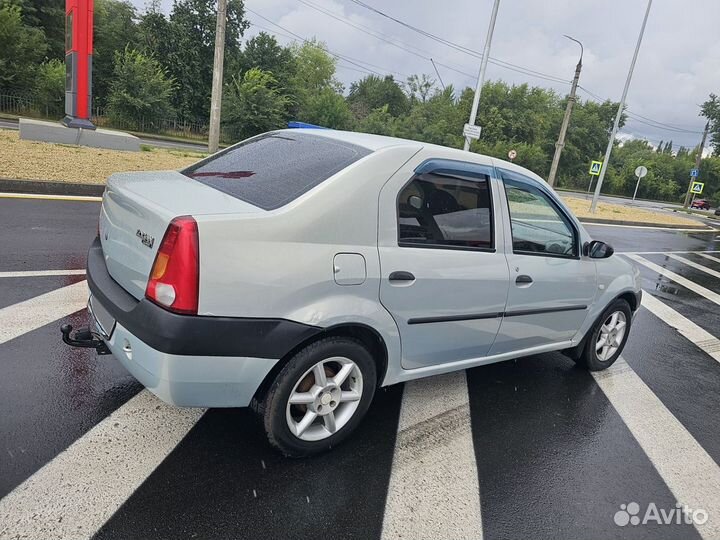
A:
[
  {"left": 106, "top": 47, "right": 175, "bottom": 126},
  {"left": 34, "top": 59, "right": 65, "bottom": 117}
]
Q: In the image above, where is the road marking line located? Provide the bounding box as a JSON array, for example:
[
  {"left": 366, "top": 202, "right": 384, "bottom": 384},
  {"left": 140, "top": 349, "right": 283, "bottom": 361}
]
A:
[
  {"left": 626, "top": 255, "right": 720, "bottom": 307},
  {"left": 593, "top": 358, "right": 720, "bottom": 539},
  {"left": 641, "top": 293, "right": 720, "bottom": 364},
  {"left": 0, "top": 281, "right": 88, "bottom": 345},
  {"left": 0, "top": 390, "right": 204, "bottom": 540},
  {"left": 581, "top": 221, "right": 717, "bottom": 232},
  {"left": 0, "top": 269, "right": 86, "bottom": 278},
  {"left": 666, "top": 254, "right": 720, "bottom": 279},
  {"left": 381, "top": 371, "right": 482, "bottom": 540},
  {"left": 619, "top": 250, "right": 720, "bottom": 255},
  {"left": 698, "top": 253, "right": 720, "bottom": 264},
  {"left": 0, "top": 192, "right": 102, "bottom": 202}
]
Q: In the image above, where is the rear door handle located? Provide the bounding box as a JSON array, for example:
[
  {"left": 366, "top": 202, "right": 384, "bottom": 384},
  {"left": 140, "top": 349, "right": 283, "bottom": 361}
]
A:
[
  {"left": 389, "top": 271, "right": 415, "bottom": 282},
  {"left": 516, "top": 275, "right": 533, "bottom": 285}
]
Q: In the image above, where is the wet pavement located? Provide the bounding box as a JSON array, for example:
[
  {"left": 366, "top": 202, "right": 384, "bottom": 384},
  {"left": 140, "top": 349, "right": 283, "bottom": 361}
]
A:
[{"left": 1, "top": 199, "right": 720, "bottom": 539}]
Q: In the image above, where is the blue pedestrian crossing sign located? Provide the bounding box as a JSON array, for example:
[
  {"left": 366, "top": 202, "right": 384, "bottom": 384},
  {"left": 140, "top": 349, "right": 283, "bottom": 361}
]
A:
[
  {"left": 589, "top": 160, "right": 602, "bottom": 176},
  {"left": 690, "top": 168, "right": 699, "bottom": 177},
  {"left": 690, "top": 182, "right": 704, "bottom": 194}
]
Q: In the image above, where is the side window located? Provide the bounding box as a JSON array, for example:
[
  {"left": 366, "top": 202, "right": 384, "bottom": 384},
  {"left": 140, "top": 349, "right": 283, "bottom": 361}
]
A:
[
  {"left": 501, "top": 170, "right": 577, "bottom": 257},
  {"left": 397, "top": 170, "right": 493, "bottom": 250}
]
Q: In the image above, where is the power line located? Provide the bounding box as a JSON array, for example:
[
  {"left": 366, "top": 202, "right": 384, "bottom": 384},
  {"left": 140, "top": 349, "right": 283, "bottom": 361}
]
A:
[
  {"left": 344, "top": 0, "right": 571, "bottom": 84},
  {"left": 246, "top": 8, "right": 385, "bottom": 77}
]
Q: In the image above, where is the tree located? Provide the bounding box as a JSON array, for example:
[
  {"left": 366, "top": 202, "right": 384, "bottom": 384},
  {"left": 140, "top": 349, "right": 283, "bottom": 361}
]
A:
[
  {"left": 106, "top": 47, "right": 175, "bottom": 125},
  {"left": 163, "top": 0, "right": 249, "bottom": 119},
  {"left": 347, "top": 74, "right": 409, "bottom": 119},
  {"left": 404, "top": 74, "right": 435, "bottom": 103},
  {"left": 0, "top": 6, "right": 47, "bottom": 93},
  {"left": 701, "top": 94, "right": 720, "bottom": 155},
  {"left": 34, "top": 58, "right": 65, "bottom": 116},
  {"left": 237, "top": 32, "right": 295, "bottom": 82},
  {"left": 301, "top": 87, "right": 352, "bottom": 129},
  {"left": 93, "top": 0, "right": 138, "bottom": 107},
  {"left": 222, "top": 68, "right": 290, "bottom": 141},
  {"left": 5, "top": 0, "right": 64, "bottom": 59}
]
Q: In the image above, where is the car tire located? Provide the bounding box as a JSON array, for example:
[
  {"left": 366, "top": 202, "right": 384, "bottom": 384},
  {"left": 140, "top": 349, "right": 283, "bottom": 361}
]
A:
[
  {"left": 254, "top": 336, "right": 377, "bottom": 457},
  {"left": 575, "top": 299, "right": 632, "bottom": 371}
]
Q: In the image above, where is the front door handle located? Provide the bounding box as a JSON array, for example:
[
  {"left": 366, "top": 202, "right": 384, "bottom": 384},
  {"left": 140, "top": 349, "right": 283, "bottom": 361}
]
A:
[
  {"left": 516, "top": 274, "right": 533, "bottom": 285},
  {"left": 389, "top": 271, "right": 415, "bottom": 282}
]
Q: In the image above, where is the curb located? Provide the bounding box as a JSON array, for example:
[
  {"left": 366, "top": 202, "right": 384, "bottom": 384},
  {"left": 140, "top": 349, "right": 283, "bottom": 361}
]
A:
[
  {"left": 578, "top": 216, "right": 711, "bottom": 230},
  {"left": 0, "top": 178, "right": 104, "bottom": 197}
]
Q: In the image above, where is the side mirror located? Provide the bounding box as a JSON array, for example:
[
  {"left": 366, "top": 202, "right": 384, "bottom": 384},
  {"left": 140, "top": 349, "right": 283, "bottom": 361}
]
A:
[
  {"left": 408, "top": 195, "right": 423, "bottom": 210},
  {"left": 584, "top": 240, "right": 614, "bottom": 259}
]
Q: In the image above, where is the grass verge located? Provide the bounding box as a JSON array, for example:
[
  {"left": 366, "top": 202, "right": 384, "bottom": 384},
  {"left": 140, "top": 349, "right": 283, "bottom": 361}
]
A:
[
  {"left": 0, "top": 129, "right": 205, "bottom": 184},
  {"left": 562, "top": 196, "right": 702, "bottom": 227}
]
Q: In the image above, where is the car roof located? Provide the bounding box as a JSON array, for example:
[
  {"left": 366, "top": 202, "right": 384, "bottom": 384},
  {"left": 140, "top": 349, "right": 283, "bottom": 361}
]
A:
[{"left": 274, "top": 128, "right": 548, "bottom": 186}]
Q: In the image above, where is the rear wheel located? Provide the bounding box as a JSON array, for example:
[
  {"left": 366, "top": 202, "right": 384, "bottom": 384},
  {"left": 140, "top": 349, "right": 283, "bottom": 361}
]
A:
[
  {"left": 575, "top": 299, "right": 632, "bottom": 371},
  {"left": 255, "top": 337, "right": 377, "bottom": 457}
]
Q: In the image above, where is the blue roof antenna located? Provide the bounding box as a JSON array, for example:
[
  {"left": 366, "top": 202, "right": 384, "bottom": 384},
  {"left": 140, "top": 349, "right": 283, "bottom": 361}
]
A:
[{"left": 287, "top": 121, "right": 328, "bottom": 129}]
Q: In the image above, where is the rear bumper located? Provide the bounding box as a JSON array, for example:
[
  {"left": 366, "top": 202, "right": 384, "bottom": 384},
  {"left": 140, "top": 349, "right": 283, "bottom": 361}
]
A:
[
  {"left": 78, "top": 237, "right": 323, "bottom": 407},
  {"left": 103, "top": 319, "right": 277, "bottom": 407}
]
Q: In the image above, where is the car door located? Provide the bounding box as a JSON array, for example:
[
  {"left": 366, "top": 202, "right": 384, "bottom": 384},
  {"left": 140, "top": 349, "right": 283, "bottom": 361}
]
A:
[
  {"left": 378, "top": 158, "right": 510, "bottom": 370},
  {"left": 489, "top": 168, "right": 597, "bottom": 355}
]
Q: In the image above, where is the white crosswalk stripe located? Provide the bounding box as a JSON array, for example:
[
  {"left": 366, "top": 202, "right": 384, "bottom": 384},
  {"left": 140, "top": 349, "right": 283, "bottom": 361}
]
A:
[
  {"left": 0, "top": 281, "right": 88, "bottom": 345},
  {"left": 3, "top": 251, "right": 720, "bottom": 539},
  {"left": 0, "top": 391, "right": 204, "bottom": 540},
  {"left": 641, "top": 293, "right": 720, "bottom": 364},
  {"left": 698, "top": 253, "right": 720, "bottom": 264},
  {"left": 0, "top": 269, "right": 85, "bottom": 278},
  {"left": 667, "top": 253, "right": 720, "bottom": 279},
  {"left": 382, "top": 371, "right": 482, "bottom": 540},
  {"left": 593, "top": 358, "right": 720, "bottom": 539},
  {"left": 626, "top": 254, "right": 720, "bottom": 307}
]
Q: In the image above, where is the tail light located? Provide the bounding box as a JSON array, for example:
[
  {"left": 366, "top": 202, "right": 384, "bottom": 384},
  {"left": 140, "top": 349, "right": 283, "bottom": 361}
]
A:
[{"left": 145, "top": 216, "right": 199, "bottom": 315}]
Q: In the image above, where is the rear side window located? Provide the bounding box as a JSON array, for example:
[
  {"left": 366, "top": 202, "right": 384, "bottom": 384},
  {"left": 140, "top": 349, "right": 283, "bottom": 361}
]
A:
[
  {"left": 183, "top": 132, "right": 371, "bottom": 210},
  {"left": 397, "top": 170, "right": 493, "bottom": 250}
]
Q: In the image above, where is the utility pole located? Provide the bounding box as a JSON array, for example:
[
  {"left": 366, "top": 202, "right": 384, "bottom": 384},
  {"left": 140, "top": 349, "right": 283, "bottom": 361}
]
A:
[
  {"left": 682, "top": 121, "right": 709, "bottom": 208},
  {"left": 463, "top": 0, "right": 501, "bottom": 152},
  {"left": 590, "top": 0, "right": 652, "bottom": 213},
  {"left": 547, "top": 35, "right": 583, "bottom": 187},
  {"left": 208, "top": 0, "right": 227, "bottom": 154}
]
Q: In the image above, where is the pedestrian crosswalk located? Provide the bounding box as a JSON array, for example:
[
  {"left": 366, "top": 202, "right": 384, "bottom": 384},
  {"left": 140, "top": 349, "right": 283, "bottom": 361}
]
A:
[{"left": 1, "top": 250, "right": 720, "bottom": 540}]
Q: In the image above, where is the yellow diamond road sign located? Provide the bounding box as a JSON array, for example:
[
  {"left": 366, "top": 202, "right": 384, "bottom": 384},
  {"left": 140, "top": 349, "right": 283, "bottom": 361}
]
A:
[
  {"left": 589, "top": 160, "right": 602, "bottom": 176},
  {"left": 691, "top": 181, "right": 704, "bottom": 194}
]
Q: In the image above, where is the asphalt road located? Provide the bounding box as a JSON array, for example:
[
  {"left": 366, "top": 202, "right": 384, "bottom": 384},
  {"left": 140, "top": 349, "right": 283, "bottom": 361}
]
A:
[
  {"left": 0, "top": 118, "right": 207, "bottom": 152},
  {"left": 1, "top": 197, "right": 720, "bottom": 539}
]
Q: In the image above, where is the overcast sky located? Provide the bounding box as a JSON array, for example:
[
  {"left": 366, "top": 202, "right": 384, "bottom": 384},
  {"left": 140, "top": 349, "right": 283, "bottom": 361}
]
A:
[{"left": 133, "top": 0, "right": 719, "bottom": 149}]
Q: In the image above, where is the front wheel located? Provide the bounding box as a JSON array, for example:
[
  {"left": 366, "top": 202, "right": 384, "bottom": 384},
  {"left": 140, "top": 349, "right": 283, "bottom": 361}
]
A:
[
  {"left": 255, "top": 337, "right": 377, "bottom": 457},
  {"left": 575, "top": 299, "right": 632, "bottom": 371}
]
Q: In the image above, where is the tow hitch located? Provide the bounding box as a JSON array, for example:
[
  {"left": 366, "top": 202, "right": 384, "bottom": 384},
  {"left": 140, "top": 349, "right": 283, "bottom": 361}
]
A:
[{"left": 60, "top": 324, "right": 112, "bottom": 355}]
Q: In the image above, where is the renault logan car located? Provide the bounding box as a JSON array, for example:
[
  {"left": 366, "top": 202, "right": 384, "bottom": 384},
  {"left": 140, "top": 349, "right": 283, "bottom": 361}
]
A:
[{"left": 62, "top": 129, "right": 642, "bottom": 456}]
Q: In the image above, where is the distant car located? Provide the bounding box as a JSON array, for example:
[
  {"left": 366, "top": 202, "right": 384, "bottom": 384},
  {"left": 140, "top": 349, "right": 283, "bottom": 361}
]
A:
[
  {"left": 61, "top": 129, "right": 642, "bottom": 456},
  {"left": 691, "top": 199, "right": 711, "bottom": 210}
]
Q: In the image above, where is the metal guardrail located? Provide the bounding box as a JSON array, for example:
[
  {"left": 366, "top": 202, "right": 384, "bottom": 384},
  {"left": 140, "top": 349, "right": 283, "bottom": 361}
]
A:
[{"left": 0, "top": 94, "right": 215, "bottom": 141}]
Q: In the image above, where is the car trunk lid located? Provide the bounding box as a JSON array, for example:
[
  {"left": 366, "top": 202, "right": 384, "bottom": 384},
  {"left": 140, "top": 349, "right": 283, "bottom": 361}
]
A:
[{"left": 99, "top": 170, "right": 261, "bottom": 300}]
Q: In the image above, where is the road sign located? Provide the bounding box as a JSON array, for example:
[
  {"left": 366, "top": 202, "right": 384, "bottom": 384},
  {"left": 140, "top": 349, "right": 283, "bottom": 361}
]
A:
[
  {"left": 463, "top": 123, "right": 482, "bottom": 140},
  {"left": 589, "top": 160, "right": 602, "bottom": 176},
  {"left": 507, "top": 149, "right": 517, "bottom": 160},
  {"left": 690, "top": 168, "right": 699, "bottom": 177},
  {"left": 690, "top": 181, "right": 704, "bottom": 194},
  {"left": 632, "top": 166, "right": 648, "bottom": 201}
]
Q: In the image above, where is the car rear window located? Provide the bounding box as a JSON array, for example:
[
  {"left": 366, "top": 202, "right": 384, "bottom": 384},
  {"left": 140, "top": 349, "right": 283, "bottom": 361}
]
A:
[{"left": 182, "top": 132, "right": 372, "bottom": 210}]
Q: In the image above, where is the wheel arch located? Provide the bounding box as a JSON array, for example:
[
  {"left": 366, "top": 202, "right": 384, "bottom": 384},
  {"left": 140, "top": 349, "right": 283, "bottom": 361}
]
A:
[{"left": 252, "top": 322, "right": 389, "bottom": 403}]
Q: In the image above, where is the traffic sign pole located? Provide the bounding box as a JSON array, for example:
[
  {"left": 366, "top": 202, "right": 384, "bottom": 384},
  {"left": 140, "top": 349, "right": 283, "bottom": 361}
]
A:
[
  {"left": 632, "top": 165, "right": 647, "bottom": 201},
  {"left": 683, "top": 122, "right": 709, "bottom": 208}
]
